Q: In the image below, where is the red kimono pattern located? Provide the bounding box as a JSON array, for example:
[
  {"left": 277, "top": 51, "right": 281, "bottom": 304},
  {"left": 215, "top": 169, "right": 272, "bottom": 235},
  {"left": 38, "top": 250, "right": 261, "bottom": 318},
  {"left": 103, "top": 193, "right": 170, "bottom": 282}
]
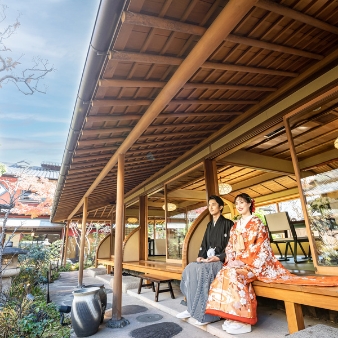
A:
[{"left": 205, "top": 216, "right": 338, "bottom": 325}]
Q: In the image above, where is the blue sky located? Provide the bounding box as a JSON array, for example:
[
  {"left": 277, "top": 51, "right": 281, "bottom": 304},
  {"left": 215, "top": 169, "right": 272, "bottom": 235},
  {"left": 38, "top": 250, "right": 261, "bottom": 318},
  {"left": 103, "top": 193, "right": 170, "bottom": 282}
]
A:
[{"left": 0, "top": 0, "right": 100, "bottom": 166}]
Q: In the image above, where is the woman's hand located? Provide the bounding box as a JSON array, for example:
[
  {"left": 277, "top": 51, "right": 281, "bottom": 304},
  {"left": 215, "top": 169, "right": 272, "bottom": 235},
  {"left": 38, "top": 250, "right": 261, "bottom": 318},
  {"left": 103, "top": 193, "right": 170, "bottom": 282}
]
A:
[{"left": 227, "top": 260, "right": 245, "bottom": 268}]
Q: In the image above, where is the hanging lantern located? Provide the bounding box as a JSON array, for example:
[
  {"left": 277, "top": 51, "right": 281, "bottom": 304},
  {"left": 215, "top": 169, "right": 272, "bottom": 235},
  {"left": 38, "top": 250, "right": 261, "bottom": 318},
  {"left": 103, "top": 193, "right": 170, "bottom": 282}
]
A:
[
  {"left": 334, "top": 137, "right": 338, "bottom": 149},
  {"left": 218, "top": 182, "right": 232, "bottom": 195},
  {"left": 162, "top": 203, "right": 177, "bottom": 211},
  {"left": 127, "top": 217, "right": 138, "bottom": 224}
]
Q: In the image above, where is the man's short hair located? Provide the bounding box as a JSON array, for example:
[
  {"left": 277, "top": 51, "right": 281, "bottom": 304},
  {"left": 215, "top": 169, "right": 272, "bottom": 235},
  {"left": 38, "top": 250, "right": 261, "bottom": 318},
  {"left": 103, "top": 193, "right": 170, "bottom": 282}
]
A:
[{"left": 208, "top": 195, "right": 224, "bottom": 208}]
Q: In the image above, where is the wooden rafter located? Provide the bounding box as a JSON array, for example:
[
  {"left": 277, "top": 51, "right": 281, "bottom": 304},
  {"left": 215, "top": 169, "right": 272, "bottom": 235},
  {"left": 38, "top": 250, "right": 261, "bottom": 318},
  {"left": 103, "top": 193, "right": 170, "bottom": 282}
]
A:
[{"left": 109, "top": 51, "right": 298, "bottom": 77}]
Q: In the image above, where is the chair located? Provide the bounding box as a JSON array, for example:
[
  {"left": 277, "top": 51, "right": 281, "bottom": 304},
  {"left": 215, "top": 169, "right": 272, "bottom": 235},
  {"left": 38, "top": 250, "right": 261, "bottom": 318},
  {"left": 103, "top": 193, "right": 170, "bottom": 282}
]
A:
[{"left": 264, "top": 212, "right": 310, "bottom": 263}]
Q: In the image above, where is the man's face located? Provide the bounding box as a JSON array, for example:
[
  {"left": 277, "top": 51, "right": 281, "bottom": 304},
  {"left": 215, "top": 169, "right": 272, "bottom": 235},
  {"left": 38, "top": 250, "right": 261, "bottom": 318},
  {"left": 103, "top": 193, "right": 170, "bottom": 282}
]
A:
[{"left": 208, "top": 199, "right": 222, "bottom": 216}]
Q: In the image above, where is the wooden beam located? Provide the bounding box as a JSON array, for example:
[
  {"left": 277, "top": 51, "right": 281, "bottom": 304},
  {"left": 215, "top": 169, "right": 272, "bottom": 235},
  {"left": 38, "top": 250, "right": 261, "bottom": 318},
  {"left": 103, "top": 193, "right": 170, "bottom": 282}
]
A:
[
  {"left": 70, "top": 159, "right": 110, "bottom": 169},
  {"left": 72, "top": 153, "right": 113, "bottom": 162},
  {"left": 86, "top": 114, "right": 142, "bottom": 123},
  {"left": 256, "top": 0, "right": 338, "bottom": 35},
  {"left": 99, "top": 78, "right": 276, "bottom": 92},
  {"left": 226, "top": 34, "right": 323, "bottom": 60},
  {"left": 75, "top": 146, "right": 117, "bottom": 156},
  {"left": 254, "top": 188, "right": 299, "bottom": 204},
  {"left": 121, "top": 10, "right": 206, "bottom": 36},
  {"left": 87, "top": 111, "right": 243, "bottom": 123},
  {"left": 78, "top": 197, "right": 88, "bottom": 287},
  {"left": 77, "top": 130, "right": 213, "bottom": 147},
  {"left": 231, "top": 172, "right": 286, "bottom": 191},
  {"left": 221, "top": 150, "right": 294, "bottom": 174},
  {"left": 121, "top": 11, "right": 323, "bottom": 60},
  {"left": 82, "top": 126, "right": 132, "bottom": 137},
  {"left": 82, "top": 121, "right": 230, "bottom": 137},
  {"left": 299, "top": 149, "right": 338, "bottom": 171},
  {"left": 167, "top": 189, "right": 206, "bottom": 201},
  {"left": 204, "top": 159, "right": 219, "bottom": 201},
  {"left": 66, "top": 0, "right": 260, "bottom": 220},
  {"left": 109, "top": 50, "right": 298, "bottom": 77},
  {"left": 133, "top": 137, "right": 204, "bottom": 147},
  {"left": 91, "top": 99, "right": 152, "bottom": 107},
  {"left": 92, "top": 98, "right": 259, "bottom": 108}
]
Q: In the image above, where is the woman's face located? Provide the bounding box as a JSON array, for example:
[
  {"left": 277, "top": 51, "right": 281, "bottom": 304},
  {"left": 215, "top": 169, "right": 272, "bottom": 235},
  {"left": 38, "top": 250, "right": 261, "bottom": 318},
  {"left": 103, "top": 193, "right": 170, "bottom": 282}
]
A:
[{"left": 235, "top": 197, "right": 251, "bottom": 216}]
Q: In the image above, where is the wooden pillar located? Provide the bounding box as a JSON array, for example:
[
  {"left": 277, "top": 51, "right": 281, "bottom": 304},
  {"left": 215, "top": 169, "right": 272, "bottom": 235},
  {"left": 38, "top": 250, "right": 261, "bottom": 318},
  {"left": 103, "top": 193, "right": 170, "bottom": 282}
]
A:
[
  {"left": 78, "top": 197, "right": 88, "bottom": 287},
  {"left": 110, "top": 210, "right": 114, "bottom": 257},
  {"left": 204, "top": 159, "right": 219, "bottom": 201},
  {"left": 139, "top": 195, "right": 148, "bottom": 261},
  {"left": 111, "top": 153, "right": 125, "bottom": 321},
  {"left": 62, "top": 220, "right": 70, "bottom": 266},
  {"left": 283, "top": 117, "right": 319, "bottom": 268},
  {"left": 164, "top": 184, "right": 168, "bottom": 258}
]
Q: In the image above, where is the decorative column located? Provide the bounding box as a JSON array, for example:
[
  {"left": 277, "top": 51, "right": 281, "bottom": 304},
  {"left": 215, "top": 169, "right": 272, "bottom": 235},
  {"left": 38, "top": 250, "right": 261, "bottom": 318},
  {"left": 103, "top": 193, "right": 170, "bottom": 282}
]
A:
[
  {"left": 78, "top": 197, "right": 88, "bottom": 287},
  {"left": 107, "top": 153, "right": 129, "bottom": 328}
]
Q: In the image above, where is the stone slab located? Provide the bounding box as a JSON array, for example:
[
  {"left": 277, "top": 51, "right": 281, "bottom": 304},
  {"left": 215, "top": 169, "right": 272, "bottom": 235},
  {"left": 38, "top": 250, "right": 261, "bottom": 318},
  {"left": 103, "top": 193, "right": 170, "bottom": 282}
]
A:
[
  {"left": 87, "top": 268, "right": 107, "bottom": 277},
  {"left": 289, "top": 324, "right": 338, "bottom": 338},
  {"left": 110, "top": 276, "right": 140, "bottom": 293}
]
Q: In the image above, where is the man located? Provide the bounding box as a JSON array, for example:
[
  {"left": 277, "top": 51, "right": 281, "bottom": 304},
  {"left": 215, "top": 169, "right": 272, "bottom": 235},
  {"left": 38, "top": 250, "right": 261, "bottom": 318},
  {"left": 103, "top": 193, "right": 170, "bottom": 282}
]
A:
[{"left": 176, "top": 195, "right": 233, "bottom": 325}]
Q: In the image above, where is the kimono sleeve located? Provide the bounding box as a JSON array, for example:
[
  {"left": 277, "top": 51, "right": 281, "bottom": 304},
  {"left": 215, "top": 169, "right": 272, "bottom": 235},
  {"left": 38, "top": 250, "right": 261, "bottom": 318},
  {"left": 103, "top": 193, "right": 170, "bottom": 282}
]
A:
[
  {"left": 239, "top": 220, "right": 271, "bottom": 273},
  {"left": 198, "top": 224, "right": 209, "bottom": 259}
]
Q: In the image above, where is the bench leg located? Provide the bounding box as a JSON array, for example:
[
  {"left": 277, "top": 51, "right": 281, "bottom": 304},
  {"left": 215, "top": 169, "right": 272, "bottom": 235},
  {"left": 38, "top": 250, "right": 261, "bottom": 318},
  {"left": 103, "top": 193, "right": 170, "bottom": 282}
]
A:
[
  {"left": 284, "top": 301, "right": 305, "bottom": 334},
  {"left": 155, "top": 282, "right": 160, "bottom": 302},
  {"left": 168, "top": 281, "right": 175, "bottom": 299},
  {"left": 138, "top": 278, "right": 143, "bottom": 294},
  {"left": 106, "top": 265, "right": 111, "bottom": 274},
  {"left": 151, "top": 282, "right": 155, "bottom": 292}
]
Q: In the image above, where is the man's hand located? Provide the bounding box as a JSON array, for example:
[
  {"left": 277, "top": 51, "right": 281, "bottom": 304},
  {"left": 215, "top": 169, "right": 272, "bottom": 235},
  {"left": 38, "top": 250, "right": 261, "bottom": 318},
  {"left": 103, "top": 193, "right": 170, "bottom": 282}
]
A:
[
  {"left": 206, "top": 256, "right": 220, "bottom": 262},
  {"left": 196, "top": 257, "right": 203, "bottom": 262}
]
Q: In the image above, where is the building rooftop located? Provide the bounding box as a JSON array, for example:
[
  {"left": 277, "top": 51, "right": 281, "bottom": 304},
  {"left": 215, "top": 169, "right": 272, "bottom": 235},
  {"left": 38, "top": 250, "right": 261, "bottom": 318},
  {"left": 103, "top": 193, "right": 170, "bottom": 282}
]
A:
[{"left": 2, "top": 161, "right": 60, "bottom": 180}]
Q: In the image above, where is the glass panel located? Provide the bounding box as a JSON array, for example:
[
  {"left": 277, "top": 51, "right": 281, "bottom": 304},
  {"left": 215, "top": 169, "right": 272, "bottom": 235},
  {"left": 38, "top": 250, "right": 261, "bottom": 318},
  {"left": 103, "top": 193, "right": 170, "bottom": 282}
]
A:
[
  {"left": 301, "top": 168, "right": 338, "bottom": 266},
  {"left": 278, "top": 199, "right": 304, "bottom": 221},
  {"left": 167, "top": 210, "right": 186, "bottom": 260}
]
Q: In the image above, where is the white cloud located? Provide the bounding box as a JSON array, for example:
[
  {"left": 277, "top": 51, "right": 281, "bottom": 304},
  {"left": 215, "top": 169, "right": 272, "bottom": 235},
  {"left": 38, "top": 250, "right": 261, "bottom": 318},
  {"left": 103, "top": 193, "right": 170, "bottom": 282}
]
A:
[
  {"left": 0, "top": 112, "right": 69, "bottom": 123},
  {"left": 0, "top": 136, "right": 64, "bottom": 150}
]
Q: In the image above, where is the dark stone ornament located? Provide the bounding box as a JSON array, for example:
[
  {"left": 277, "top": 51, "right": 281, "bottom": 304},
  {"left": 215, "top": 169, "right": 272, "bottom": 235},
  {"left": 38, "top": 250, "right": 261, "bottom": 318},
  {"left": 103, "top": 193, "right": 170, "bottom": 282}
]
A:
[
  {"left": 106, "top": 317, "right": 130, "bottom": 328},
  {"left": 122, "top": 304, "right": 148, "bottom": 315},
  {"left": 136, "top": 314, "right": 163, "bottom": 323}
]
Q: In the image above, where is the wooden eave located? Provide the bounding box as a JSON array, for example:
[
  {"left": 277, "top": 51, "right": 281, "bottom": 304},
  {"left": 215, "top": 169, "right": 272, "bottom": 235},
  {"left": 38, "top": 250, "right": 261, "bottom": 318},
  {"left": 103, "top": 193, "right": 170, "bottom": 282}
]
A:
[{"left": 52, "top": 0, "right": 338, "bottom": 222}]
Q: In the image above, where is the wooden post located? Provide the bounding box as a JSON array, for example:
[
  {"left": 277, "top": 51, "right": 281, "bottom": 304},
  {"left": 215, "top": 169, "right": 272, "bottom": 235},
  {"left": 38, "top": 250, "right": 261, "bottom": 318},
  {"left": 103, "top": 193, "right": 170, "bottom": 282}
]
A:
[
  {"left": 110, "top": 210, "right": 114, "bottom": 258},
  {"left": 139, "top": 195, "right": 148, "bottom": 261},
  {"left": 164, "top": 185, "right": 168, "bottom": 258},
  {"left": 78, "top": 197, "right": 88, "bottom": 287},
  {"left": 204, "top": 159, "right": 219, "bottom": 201},
  {"left": 283, "top": 117, "right": 319, "bottom": 267},
  {"left": 62, "top": 220, "right": 70, "bottom": 266},
  {"left": 111, "top": 153, "right": 125, "bottom": 321}
]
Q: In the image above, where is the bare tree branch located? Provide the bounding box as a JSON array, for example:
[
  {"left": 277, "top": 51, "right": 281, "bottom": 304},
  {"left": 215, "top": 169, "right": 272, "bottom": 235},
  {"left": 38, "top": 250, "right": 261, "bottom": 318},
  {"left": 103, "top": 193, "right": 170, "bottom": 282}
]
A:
[{"left": 0, "top": 5, "right": 54, "bottom": 95}]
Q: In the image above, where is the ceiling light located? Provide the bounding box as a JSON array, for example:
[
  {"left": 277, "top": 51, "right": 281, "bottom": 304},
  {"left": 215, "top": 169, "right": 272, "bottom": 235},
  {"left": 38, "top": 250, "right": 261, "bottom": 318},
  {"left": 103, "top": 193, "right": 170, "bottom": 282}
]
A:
[
  {"left": 219, "top": 182, "right": 232, "bottom": 195},
  {"left": 162, "top": 203, "right": 177, "bottom": 211},
  {"left": 334, "top": 137, "right": 338, "bottom": 149},
  {"left": 127, "top": 217, "right": 138, "bottom": 224}
]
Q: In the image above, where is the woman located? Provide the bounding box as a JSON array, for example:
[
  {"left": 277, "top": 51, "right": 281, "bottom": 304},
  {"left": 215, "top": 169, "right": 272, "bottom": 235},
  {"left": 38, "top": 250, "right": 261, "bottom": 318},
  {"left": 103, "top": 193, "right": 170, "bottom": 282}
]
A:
[{"left": 205, "top": 193, "right": 338, "bottom": 335}]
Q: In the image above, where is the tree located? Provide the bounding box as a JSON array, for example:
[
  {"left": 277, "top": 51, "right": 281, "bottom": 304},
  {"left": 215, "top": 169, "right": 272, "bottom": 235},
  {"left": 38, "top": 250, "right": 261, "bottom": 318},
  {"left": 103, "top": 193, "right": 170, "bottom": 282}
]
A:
[
  {"left": 0, "top": 4, "right": 54, "bottom": 95},
  {"left": 0, "top": 168, "right": 56, "bottom": 292}
]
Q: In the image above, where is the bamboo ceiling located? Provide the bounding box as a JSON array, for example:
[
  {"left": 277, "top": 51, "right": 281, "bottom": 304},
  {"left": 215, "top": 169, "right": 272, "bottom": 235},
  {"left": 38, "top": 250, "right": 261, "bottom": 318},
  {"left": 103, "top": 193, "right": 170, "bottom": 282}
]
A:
[{"left": 53, "top": 0, "right": 338, "bottom": 222}]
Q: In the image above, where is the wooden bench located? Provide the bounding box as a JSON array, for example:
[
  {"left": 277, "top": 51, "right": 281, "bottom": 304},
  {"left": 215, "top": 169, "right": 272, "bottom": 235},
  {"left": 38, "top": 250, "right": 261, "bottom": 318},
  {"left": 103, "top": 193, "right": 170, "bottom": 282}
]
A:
[
  {"left": 137, "top": 274, "right": 175, "bottom": 302},
  {"left": 253, "top": 281, "right": 338, "bottom": 334}
]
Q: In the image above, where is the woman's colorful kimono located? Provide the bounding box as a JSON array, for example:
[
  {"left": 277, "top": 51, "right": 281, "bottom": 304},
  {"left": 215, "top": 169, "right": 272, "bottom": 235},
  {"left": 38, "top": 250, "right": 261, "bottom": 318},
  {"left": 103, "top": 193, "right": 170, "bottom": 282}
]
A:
[{"left": 205, "top": 216, "right": 338, "bottom": 325}]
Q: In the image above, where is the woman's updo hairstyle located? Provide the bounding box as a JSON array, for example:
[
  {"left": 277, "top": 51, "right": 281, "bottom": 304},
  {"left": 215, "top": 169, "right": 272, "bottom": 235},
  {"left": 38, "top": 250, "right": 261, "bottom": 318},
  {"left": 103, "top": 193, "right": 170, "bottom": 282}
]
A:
[{"left": 234, "top": 193, "right": 255, "bottom": 214}]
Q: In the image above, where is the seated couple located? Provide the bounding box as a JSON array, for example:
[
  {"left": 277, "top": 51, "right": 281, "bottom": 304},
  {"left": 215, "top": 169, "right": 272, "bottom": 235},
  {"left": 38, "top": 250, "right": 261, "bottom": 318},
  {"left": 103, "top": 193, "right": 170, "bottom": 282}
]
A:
[{"left": 177, "top": 193, "right": 338, "bottom": 335}]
